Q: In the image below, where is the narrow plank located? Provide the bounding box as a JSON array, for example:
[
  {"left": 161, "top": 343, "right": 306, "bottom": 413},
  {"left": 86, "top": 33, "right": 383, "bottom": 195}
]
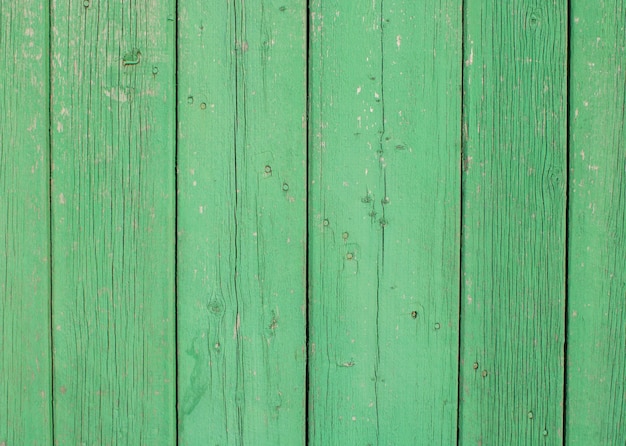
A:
[
  {"left": 459, "top": 1, "right": 568, "bottom": 444},
  {"left": 50, "top": 0, "right": 176, "bottom": 442},
  {"left": 176, "top": 3, "right": 237, "bottom": 443},
  {"left": 0, "top": 0, "right": 52, "bottom": 443},
  {"left": 566, "top": 2, "right": 626, "bottom": 444},
  {"left": 308, "top": 0, "right": 461, "bottom": 443},
  {"left": 177, "top": 0, "right": 307, "bottom": 443}
]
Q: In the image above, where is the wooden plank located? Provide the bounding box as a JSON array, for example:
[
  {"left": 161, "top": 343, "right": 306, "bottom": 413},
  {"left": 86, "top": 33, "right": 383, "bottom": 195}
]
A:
[
  {"left": 0, "top": 0, "right": 52, "bottom": 443},
  {"left": 458, "top": 1, "right": 567, "bottom": 444},
  {"left": 308, "top": 0, "right": 461, "bottom": 443},
  {"left": 49, "top": 0, "right": 176, "bottom": 442},
  {"left": 566, "top": 2, "right": 626, "bottom": 444},
  {"left": 176, "top": 1, "right": 307, "bottom": 444}
]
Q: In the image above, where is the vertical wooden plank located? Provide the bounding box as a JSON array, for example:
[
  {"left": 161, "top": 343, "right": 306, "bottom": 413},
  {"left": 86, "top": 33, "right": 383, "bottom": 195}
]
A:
[
  {"left": 50, "top": 0, "right": 176, "bottom": 442},
  {"left": 376, "top": 3, "right": 461, "bottom": 442},
  {"left": 176, "top": 2, "right": 236, "bottom": 443},
  {"left": 0, "top": 0, "right": 52, "bottom": 443},
  {"left": 566, "top": 2, "right": 626, "bottom": 444},
  {"left": 177, "top": 0, "right": 307, "bottom": 444},
  {"left": 308, "top": 0, "right": 461, "bottom": 443},
  {"left": 459, "top": 1, "right": 567, "bottom": 444}
]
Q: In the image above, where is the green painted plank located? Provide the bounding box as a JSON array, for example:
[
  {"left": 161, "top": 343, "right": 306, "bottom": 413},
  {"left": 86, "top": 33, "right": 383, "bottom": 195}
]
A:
[
  {"left": 50, "top": 0, "right": 176, "bottom": 442},
  {"left": 176, "top": 1, "right": 307, "bottom": 444},
  {"left": 308, "top": 0, "right": 461, "bottom": 443},
  {"left": 566, "top": 2, "right": 626, "bottom": 444},
  {"left": 0, "top": 0, "right": 52, "bottom": 443},
  {"left": 459, "top": 1, "right": 567, "bottom": 444}
]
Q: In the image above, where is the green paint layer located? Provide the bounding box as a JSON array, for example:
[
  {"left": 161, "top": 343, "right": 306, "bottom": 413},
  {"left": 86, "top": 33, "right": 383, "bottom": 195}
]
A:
[
  {"left": 1, "top": 3, "right": 625, "bottom": 444},
  {"left": 308, "top": 0, "right": 461, "bottom": 443},
  {"left": 0, "top": 0, "right": 52, "bottom": 443},
  {"left": 50, "top": 0, "right": 177, "bottom": 442},
  {"left": 566, "top": 1, "right": 626, "bottom": 443},
  {"left": 459, "top": 1, "right": 568, "bottom": 444},
  {"left": 176, "top": 0, "right": 307, "bottom": 444}
]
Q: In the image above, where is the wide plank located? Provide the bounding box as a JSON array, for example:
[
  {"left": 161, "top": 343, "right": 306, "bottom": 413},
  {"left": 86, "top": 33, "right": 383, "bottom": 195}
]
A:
[
  {"left": 308, "top": 0, "right": 461, "bottom": 443},
  {"left": 50, "top": 0, "right": 177, "bottom": 442},
  {"left": 459, "top": 1, "right": 568, "bottom": 443},
  {"left": 176, "top": 0, "right": 307, "bottom": 443}
]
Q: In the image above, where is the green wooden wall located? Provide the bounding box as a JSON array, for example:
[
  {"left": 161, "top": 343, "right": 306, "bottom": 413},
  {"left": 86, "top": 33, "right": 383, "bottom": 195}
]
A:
[{"left": 0, "top": 0, "right": 624, "bottom": 444}]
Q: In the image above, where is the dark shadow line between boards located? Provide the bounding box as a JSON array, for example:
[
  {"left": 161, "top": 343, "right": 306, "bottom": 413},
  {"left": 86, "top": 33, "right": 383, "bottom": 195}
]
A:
[
  {"left": 562, "top": 0, "right": 572, "bottom": 442},
  {"left": 174, "top": 0, "right": 181, "bottom": 440},
  {"left": 48, "top": 0, "right": 56, "bottom": 443},
  {"left": 456, "top": 0, "right": 466, "bottom": 444},
  {"left": 305, "top": 1, "right": 312, "bottom": 445}
]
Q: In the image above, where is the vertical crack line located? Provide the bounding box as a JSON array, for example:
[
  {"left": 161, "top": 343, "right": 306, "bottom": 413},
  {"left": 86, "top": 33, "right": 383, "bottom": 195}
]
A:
[
  {"left": 305, "top": 0, "right": 311, "bottom": 444},
  {"left": 232, "top": 0, "right": 244, "bottom": 442},
  {"left": 233, "top": 0, "right": 239, "bottom": 315},
  {"left": 48, "top": 0, "right": 56, "bottom": 441},
  {"left": 456, "top": 0, "right": 467, "bottom": 444},
  {"left": 562, "top": 0, "right": 572, "bottom": 441},
  {"left": 174, "top": 0, "right": 180, "bottom": 438},
  {"left": 373, "top": 0, "right": 386, "bottom": 442},
  {"left": 232, "top": 0, "right": 239, "bottom": 306},
  {"left": 381, "top": 171, "right": 387, "bottom": 271},
  {"left": 232, "top": 0, "right": 239, "bottom": 308}
]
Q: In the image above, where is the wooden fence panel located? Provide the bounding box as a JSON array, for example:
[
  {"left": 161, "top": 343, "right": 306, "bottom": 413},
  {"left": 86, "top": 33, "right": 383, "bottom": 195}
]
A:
[
  {"left": 566, "top": 1, "right": 626, "bottom": 444},
  {"left": 459, "top": 1, "right": 568, "bottom": 444},
  {"left": 2, "top": 1, "right": 626, "bottom": 443},
  {"left": 0, "top": 0, "right": 52, "bottom": 443},
  {"left": 308, "top": 0, "right": 461, "bottom": 443},
  {"left": 176, "top": 0, "right": 307, "bottom": 444},
  {"left": 50, "top": 0, "right": 177, "bottom": 442}
]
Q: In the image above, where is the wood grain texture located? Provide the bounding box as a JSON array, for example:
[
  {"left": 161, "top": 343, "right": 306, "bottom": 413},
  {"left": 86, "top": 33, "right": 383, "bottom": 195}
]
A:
[
  {"left": 459, "top": 1, "right": 568, "bottom": 444},
  {"left": 50, "top": 0, "right": 177, "bottom": 442},
  {"left": 176, "top": 0, "right": 307, "bottom": 444},
  {"left": 4, "top": 1, "right": 626, "bottom": 442},
  {"left": 308, "top": 0, "right": 461, "bottom": 443},
  {"left": 566, "top": 2, "right": 626, "bottom": 444},
  {"left": 0, "top": 0, "right": 52, "bottom": 443}
]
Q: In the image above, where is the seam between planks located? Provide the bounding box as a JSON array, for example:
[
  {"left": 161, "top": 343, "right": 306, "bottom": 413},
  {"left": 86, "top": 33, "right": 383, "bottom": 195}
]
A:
[
  {"left": 305, "top": 0, "right": 311, "bottom": 444},
  {"left": 175, "top": 0, "right": 180, "bottom": 440},
  {"left": 48, "top": 0, "right": 56, "bottom": 440},
  {"left": 563, "top": 0, "right": 572, "bottom": 443},
  {"left": 456, "top": 0, "right": 467, "bottom": 444}
]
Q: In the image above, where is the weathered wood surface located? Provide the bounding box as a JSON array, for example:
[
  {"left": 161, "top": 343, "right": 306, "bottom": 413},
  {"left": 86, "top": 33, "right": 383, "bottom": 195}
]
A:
[
  {"left": 176, "top": 0, "right": 307, "bottom": 444},
  {"left": 0, "top": 0, "right": 52, "bottom": 443},
  {"left": 459, "top": 1, "right": 568, "bottom": 444},
  {"left": 308, "top": 0, "right": 461, "bottom": 443},
  {"left": 50, "top": 0, "right": 177, "bottom": 442},
  {"left": 1, "top": 0, "right": 625, "bottom": 444},
  {"left": 566, "top": 1, "right": 626, "bottom": 444}
]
